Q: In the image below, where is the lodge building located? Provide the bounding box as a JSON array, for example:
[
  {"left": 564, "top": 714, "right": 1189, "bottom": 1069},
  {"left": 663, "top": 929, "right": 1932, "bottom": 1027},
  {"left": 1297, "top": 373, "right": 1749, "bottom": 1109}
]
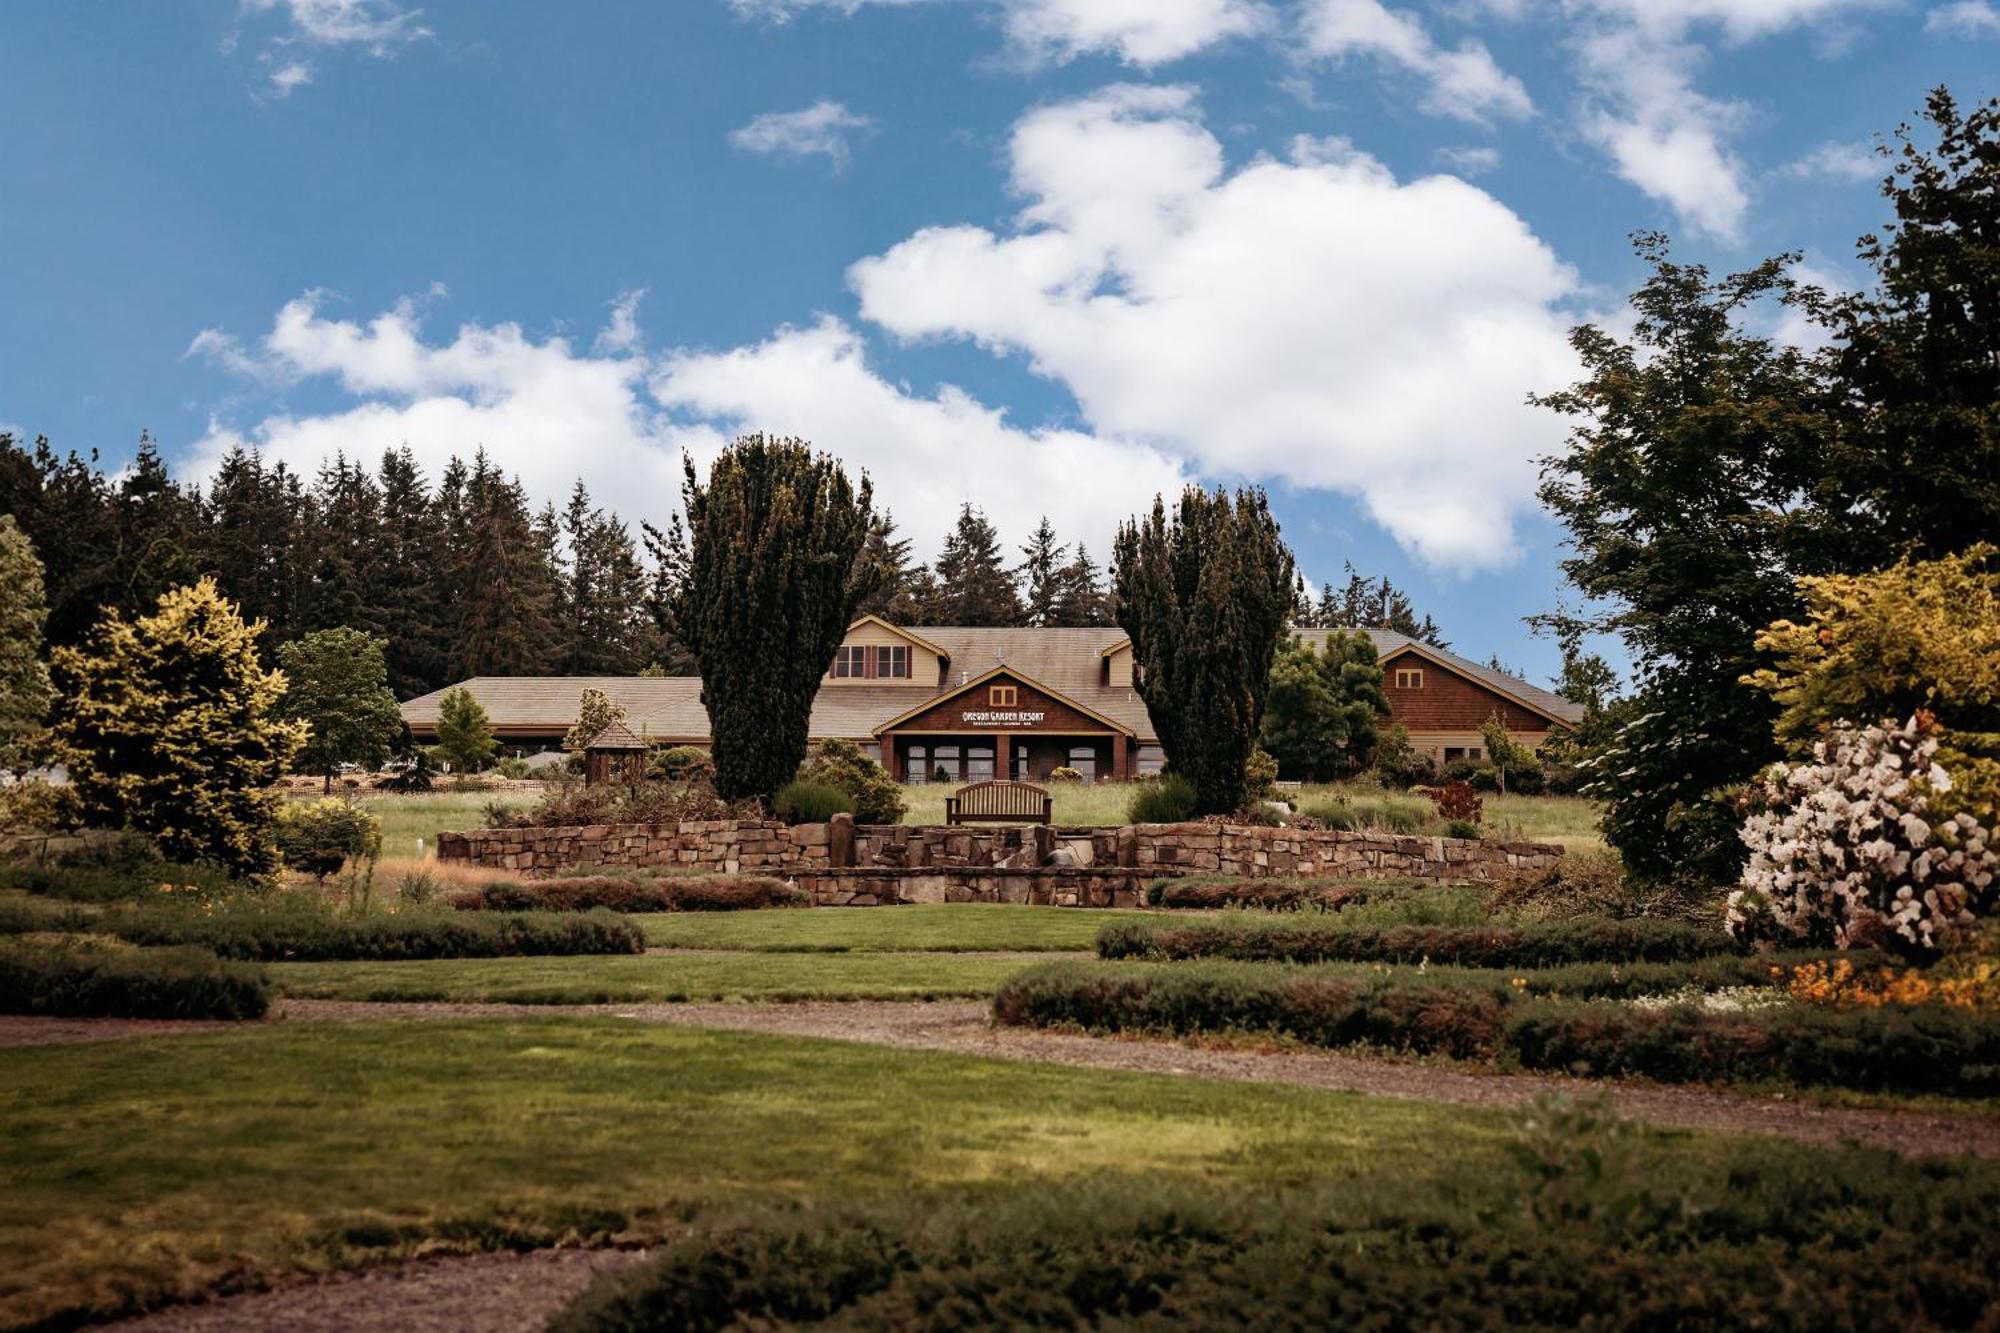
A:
[{"left": 400, "top": 616, "right": 1583, "bottom": 783}]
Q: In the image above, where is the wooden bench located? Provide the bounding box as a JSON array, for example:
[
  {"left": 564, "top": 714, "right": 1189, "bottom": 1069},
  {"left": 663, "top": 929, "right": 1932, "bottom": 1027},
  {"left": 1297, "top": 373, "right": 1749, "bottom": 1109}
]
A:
[{"left": 945, "top": 780, "right": 1053, "bottom": 826}]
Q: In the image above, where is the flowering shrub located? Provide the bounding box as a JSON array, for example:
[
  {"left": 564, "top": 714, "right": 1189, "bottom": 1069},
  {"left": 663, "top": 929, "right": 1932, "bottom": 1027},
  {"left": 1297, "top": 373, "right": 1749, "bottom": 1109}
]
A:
[
  {"left": 1729, "top": 717, "right": 1997, "bottom": 955},
  {"left": 1784, "top": 958, "right": 2000, "bottom": 1012}
]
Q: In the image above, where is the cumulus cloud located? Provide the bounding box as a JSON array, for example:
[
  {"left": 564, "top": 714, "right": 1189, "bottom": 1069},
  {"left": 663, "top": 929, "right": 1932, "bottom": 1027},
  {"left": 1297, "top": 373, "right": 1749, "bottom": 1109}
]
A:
[
  {"left": 1927, "top": 0, "right": 2000, "bottom": 34},
  {"left": 728, "top": 101, "right": 874, "bottom": 169},
  {"left": 998, "top": 0, "right": 1274, "bottom": 66},
  {"left": 184, "top": 289, "right": 1190, "bottom": 562},
  {"left": 849, "top": 84, "right": 1581, "bottom": 568},
  {"left": 1299, "top": 0, "right": 1533, "bottom": 124}
]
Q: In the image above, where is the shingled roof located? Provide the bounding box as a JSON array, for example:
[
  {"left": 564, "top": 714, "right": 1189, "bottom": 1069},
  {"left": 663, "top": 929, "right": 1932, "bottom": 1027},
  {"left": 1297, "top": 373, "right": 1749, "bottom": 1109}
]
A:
[
  {"left": 399, "top": 622, "right": 1583, "bottom": 740},
  {"left": 584, "top": 720, "right": 647, "bottom": 751}
]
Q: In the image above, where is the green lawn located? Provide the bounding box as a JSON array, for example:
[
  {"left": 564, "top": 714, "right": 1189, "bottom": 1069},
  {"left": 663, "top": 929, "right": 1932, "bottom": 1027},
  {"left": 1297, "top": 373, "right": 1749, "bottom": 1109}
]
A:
[
  {"left": 638, "top": 903, "right": 1155, "bottom": 952},
  {"left": 0, "top": 1016, "right": 1884, "bottom": 1329},
  {"left": 269, "top": 950, "right": 1043, "bottom": 1003},
  {"left": 351, "top": 790, "right": 538, "bottom": 860}
]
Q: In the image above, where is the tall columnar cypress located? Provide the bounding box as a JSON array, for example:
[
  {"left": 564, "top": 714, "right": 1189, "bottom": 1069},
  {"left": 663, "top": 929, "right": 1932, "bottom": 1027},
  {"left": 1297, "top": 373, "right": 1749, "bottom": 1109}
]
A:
[
  {"left": 1113, "top": 487, "right": 1295, "bottom": 816},
  {"left": 675, "top": 435, "right": 875, "bottom": 803}
]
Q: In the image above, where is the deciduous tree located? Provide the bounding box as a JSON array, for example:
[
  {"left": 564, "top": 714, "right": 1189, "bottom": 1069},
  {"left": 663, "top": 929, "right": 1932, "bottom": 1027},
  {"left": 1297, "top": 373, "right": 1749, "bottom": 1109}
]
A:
[
  {"left": 277, "top": 627, "right": 405, "bottom": 791},
  {"left": 675, "top": 435, "right": 875, "bottom": 802},
  {"left": 434, "top": 685, "right": 498, "bottom": 775},
  {"left": 0, "top": 516, "right": 52, "bottom": 768},
  {"left": 1114, "top": 486, "right": 1294, "bottom": 816}
]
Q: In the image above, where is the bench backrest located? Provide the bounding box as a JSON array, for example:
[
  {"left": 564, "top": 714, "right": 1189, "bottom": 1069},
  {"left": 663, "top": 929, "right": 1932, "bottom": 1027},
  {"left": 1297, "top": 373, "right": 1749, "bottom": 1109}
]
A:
[{"left": 945, "top": 780, "right": 1053, "bottom": 824}]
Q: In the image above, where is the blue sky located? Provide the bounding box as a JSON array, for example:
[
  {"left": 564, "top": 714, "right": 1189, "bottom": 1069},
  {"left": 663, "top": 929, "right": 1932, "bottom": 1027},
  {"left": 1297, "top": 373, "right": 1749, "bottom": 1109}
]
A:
[{"left": 3, "top": 0, "right": 1996, "bottom": 685}]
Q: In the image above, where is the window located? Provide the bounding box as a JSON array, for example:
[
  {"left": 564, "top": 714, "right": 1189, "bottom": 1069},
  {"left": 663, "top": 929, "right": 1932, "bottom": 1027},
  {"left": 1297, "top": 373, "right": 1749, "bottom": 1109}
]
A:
[
  {"left": 967, "top": 745, "right": 995, "bottom": 782},
  {"left": 1068, "top": 746, "right": 1097, "bottom": 783},
  {"left": 875, "top": 644, "right": 910, "bottom": 679},
  {"left": 989, "top": 684, "right": 1018, "bottom": 707},
  {"left": 832, "top": 645, "right": 868, "bottom": 678},
  {"left": 1014, "top": 751, "right": 1030, "bottom": 781},
  {"left": 1136, "top": 745, "right": 1166, "bottom": 776},
  {"left": 1395, "top": 667, "right": 1424, "bottom": 689},
  {"left": 905, "top": 745, "right": 927, "bottom": 784},
  {"left": 931, "top": 745, "right": 960, "bottom": 784}
]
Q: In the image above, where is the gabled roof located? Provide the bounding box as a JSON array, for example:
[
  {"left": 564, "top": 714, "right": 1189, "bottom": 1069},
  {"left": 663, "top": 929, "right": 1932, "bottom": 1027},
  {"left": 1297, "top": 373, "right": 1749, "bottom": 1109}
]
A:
[
  {"left": 1290, "top": 628, "right": 1585, "bottom": 727},
  {"left": 845, "top": 614, "right": 949, "bottom": 659},
  {"left": 584, "top": 720, "right": 647, "bottom": 751},
  {"left": 871, "top": 663, "right": 1138, "bottom": 737}
]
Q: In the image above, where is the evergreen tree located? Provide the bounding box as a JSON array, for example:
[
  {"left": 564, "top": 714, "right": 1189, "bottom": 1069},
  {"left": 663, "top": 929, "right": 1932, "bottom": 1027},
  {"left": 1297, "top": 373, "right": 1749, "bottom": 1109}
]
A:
[
  {"left": 853, "top": 512, "right": 923, "bottom": 622},
  {"left": 676, "top": 434, "right": 875, "bottom": 802},
  {"left": 277, "top": 628, "right": 405, "bottom": 791},
  {"left": 1049, "top": 544, "right": 1113, "bottom": 627},
  {"left": 203, "top": 447, "right": 310, "bottom": 647},
  {"left": 0, "top": 516, "right": 52, "bottom": 768},
  {"left": 375, "top": 448, "right": 446, "bottom": 698},
  {"left": 1324, "top": 563, "right": 1446, "bottom": 646},
  {"left": 48, "top": 578, "right": 304, "bottom": 876},
  {"left": 1113, "top": 487, "right": 1295, "bottom": 815},
  {"left": 303, "top": 453, "right": 383, "bottom": 637},
  {"left": 434, "top": 685, "right": 498, "bottom": 775},
  {"left": 1017, "top": 517, "right": 1066, "bottom": 627},
  {"left": 930, "top": 504, "right": 1022, "bottom": 626},
  {"left": 639, "top": 514, "right": 697, "bottom": 674},
  {"left": 448, "top": 452, "right": 560, "bottom": 677},
  {"left": 114, "top": 433, "right": 203, "bottom": 618},
  {"left": 1259, "top": 629, "right": 1387, "bottom": 781}
]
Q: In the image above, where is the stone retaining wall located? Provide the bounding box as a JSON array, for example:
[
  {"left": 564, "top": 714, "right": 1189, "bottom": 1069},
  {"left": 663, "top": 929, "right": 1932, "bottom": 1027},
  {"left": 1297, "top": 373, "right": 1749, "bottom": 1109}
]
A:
[
  {"left": 436, "top": 817, "right": 1561, "bottom": 884},
  {"left": 794, "top": 867, "right": 1156, "bottom": 909}
]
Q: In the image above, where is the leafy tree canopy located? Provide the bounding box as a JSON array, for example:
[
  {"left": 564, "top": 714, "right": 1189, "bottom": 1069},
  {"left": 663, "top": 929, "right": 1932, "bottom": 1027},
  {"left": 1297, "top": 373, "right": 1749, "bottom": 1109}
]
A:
[
  {"left": 277, "top": 627, "right": 405, "bottom": 790},
  {"left": 434, "top": 686, "right": 498, "bottom": 776},
  {"left": 1259, "top": 630, "right": 1387, "bottom": 782},
  {"left": 0, "top": 516, "right": 52, "bottom": 767}
]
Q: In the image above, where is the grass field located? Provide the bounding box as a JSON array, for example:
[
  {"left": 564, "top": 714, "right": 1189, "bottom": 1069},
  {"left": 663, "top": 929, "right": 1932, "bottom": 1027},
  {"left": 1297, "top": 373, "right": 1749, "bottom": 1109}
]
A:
[
  {"left": 637, "top": 903, "right": 1151, "bottom": 952},
  {"left": 351, "top": 790, "right": 537, "bottom": 860},
  {"left": 269, "top": 950, "right": 1040, "bottom": 1002},
  {"left": 0, "top": 1015, "right": 1893, "bottom": 1329}
]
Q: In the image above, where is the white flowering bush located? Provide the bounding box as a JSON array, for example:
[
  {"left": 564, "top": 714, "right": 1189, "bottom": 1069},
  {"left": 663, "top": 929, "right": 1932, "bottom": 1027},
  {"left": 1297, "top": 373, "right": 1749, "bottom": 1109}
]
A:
[{"left": 1728, "top": 717, "right": 1997, "bottom": 955}]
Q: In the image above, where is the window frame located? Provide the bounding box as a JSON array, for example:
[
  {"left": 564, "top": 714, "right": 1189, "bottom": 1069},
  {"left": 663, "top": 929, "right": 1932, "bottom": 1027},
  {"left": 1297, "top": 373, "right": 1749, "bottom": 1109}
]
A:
[
  {"left": 1394, "top": 667, "right": 1424, "bottom": 689},
  {"left": 989, "top": 684, "right": 1018, "bottom": 707},
  {"left": 832, "top": 645, "right": 868, "bottom": 678}
]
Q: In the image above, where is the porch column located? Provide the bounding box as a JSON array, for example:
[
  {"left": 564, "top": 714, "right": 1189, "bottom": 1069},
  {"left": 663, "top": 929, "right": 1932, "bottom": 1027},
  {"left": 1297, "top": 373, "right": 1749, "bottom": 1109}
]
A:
[
  {"left": 880, "top": 732, "right": 899, "bottom": 781},
  {"left": 994, "top": 732, "right": 1010, "bottom": 783},
  {"left": 1111, "top": 732, "right": 1130, "bottom": 780}
]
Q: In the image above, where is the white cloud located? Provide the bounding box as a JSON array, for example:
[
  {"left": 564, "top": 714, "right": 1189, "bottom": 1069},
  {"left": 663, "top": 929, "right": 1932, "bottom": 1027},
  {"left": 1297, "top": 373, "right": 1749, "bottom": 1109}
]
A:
[
  {"left": 185, "top": 290, "right": 1190, "bottom": 563},
  {"left": 1783, "top": 139, "right": 1881, "bottom": 181},
  {"left": 1437, "top": 145, "right": 1503, "bottom": 174},
  {"left": 1927, "top": 0, "right": 2000, "bottom": 34},
  {"left": 849, "top": 84, "right": 1581, "bottom": 569},
  {"left": 728, "top": 101, "right": 874, "bottom": 169},
  {"left": 999, "top": 0, "right": 1274, "bottom": 67},
  {"left": 263, "top": 60, "right": 316, "bottom": 96},
  {"left": 233, "top": 0, "right": 430, "bottom": 98},
  {"left": 1299, "top": 0, "right": 1534, "bottom": 123},
  {"left": 243, "top": 0, "right": 432, "bottom": 50}
]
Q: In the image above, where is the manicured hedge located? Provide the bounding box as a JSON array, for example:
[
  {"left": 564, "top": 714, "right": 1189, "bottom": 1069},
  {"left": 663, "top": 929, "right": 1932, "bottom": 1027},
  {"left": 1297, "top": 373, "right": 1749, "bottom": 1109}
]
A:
[
  {"left": 1143, "top": 878, "right": 1368, "bottom": 912},
  {"left": 0, "top": 943, "right": 270, "bottom": 1020},
  {"left": 550, "top": 1166, "right": 2000, "bottom": 1332},
  {"left": 112, "top": 907, "right": 644, "bottom": 962},
  {"left": 1098, "top": 916, "right": 1741, "bottom": 967},
  {"left": 451, "top": 875, "right": 807, "bottom": 914},
  {"left": 993, "top": 961, "right": 2000, "bottom": 1095}
]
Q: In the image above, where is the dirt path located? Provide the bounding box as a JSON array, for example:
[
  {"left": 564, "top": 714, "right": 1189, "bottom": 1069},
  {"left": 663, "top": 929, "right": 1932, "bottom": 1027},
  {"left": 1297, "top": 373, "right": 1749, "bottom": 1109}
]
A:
[
  {"left": 278, "top": 998, "right": 2000, "bottom": 1160},
  {"left": 103, "top": 1247, "right": 647, "bottom": 1333}
]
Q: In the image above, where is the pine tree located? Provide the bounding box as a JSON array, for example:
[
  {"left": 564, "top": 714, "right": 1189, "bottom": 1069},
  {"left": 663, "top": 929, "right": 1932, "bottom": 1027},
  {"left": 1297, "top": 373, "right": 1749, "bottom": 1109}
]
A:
[
  {"left": 1324, "top": 563, "right": 1447, "bottom": 646},
  {"left": 1113, "top": 487, "right": 1295, "bottom": 815},
  {"left": 640, "top": 514, "right": 697, "bottom": 674},
  {"left": 0, "top": 433, "right": 123, "bottom": 647},
  {"left": 375, "top": 448, "right": 446, "bottom": 698},
  {"left": 1049, "top": 544, "right": 1112, "bottom": 627},
  {"left": 115, "top": 433, "right": 203, "bottom": 618},
  {"left": 49, "top": 578, "right": 304, "bottom": 876},
  {"left": 303, "top": 453, "right": 383, "bottom": 637},
  {"left": 1017, "top": 517, "right": 1066, "bottom": 627},
  {"left": 854, "top": 512, "right": 922, "bottom": 621},
  {"left": 448, "top": 453, "right": 560, "bottom": 677},
  {"left": 931, "top": 505, "right": 1022, "bottom": 626},
  {"left": 676, "top": 434, "right": 875, "bottom": 801},
  {"left": 0, "top": 516, "right": 52, "bottom": 767},
  {"left": 278, "top": 627, "right": 406, "bottom": 791}
]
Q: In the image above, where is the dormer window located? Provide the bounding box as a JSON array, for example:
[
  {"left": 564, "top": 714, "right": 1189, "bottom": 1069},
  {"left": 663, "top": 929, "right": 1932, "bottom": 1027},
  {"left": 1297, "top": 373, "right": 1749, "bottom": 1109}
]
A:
[
  {"left": 833, "top": 645, "right": 867, "bottom": 678},
  {"left": 990, "top": 684, "right": 1018, "bottom": 707},
  {"left": 1395, "top": 667, "right": 1424, "bottom": 689},
  {"left": 878, "top": 645, "right": 910, "bottom": 679}
]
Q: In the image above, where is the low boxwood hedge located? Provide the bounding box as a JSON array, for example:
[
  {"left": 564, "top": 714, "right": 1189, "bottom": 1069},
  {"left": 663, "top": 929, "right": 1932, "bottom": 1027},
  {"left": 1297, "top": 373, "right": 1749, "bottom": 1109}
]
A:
[
  {"left": 451, "top": 875, "right": 807, "bottom": 914},
  {"left": 112, "top": 907, "right": 644, "bottom": 962},
  {"left": 549, "top": 1160, "right": 2000, "bottom": 1332},
  {"left": 993, "top": 960, "right": 2000, "bottom": 1095},
  {"left": 0, "top": 942, "right": 270, "bottom": 1020},
  {"left": 1098, "top": 916, "right": 1740, "bottom": 967}
]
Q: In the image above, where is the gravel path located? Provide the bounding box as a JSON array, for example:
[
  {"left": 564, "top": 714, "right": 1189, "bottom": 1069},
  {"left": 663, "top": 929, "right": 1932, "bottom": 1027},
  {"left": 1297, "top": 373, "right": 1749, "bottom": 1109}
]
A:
[
  {"left": 103, "top": 1247, "right": 648, "bottom": 1333},
  {"left": 278, "top": 998, "right": 2000, "bottom": 1160}
]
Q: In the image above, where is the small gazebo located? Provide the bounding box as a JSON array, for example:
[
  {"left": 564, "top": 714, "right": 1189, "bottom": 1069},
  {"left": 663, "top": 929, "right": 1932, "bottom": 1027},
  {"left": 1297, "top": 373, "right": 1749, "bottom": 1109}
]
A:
[{"left": 583, "top": 720, "right": 648, "bottom": 786}]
